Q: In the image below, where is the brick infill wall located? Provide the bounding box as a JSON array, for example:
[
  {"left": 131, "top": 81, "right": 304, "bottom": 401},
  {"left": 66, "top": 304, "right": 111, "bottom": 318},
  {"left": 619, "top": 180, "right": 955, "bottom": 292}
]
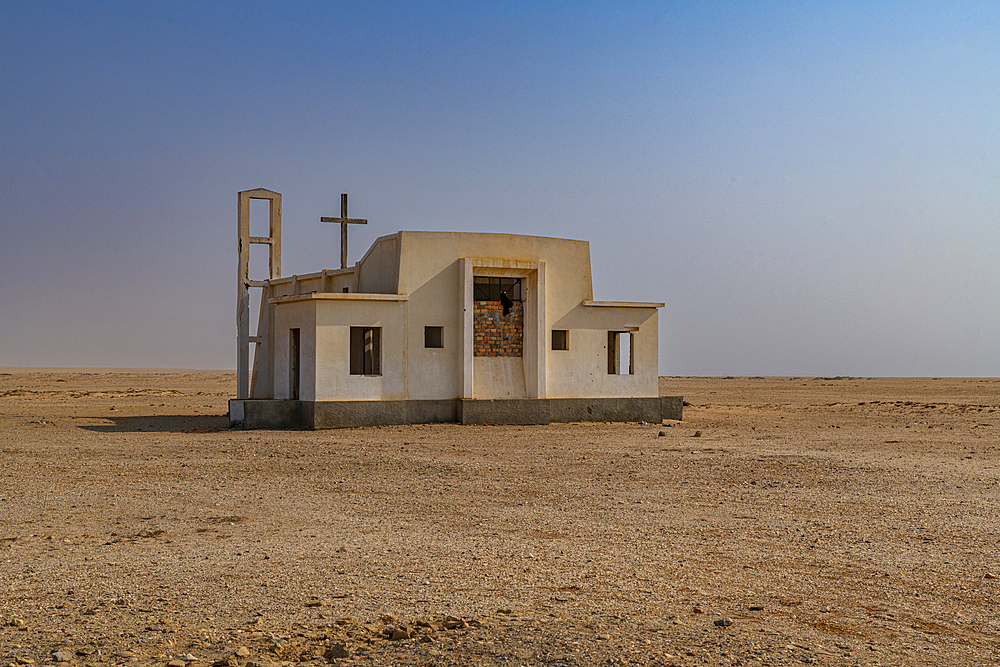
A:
[{"left": 473, "top": 301, "right": 523, "bottom": 357}]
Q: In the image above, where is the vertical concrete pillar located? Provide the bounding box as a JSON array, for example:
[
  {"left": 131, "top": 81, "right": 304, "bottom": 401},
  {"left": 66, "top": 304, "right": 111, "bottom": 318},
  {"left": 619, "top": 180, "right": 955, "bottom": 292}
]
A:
[
  {"left": 534, "top": 261, "right": 546, "bottom": 398},
  {"left": 458, "top": 258, "right": 474, "bottom": 399},
  {"left": 237, "top": 189, "right": 281, "bottom": 400}
]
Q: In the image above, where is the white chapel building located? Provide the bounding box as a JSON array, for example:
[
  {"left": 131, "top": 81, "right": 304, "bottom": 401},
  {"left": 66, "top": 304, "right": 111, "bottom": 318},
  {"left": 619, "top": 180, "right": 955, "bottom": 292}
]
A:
[{"left": 229, "top": 188, "right": 681, "bottom": 428}]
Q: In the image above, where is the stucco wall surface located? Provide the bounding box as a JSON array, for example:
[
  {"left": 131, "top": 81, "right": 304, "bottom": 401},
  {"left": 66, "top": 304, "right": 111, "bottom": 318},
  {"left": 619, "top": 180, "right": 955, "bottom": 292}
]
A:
[
  {"left": 272, "top": 301, "right": 316, "bottom": 401},
  {"left": 546, "top": 307, "right": 659, "bottom": 398},
  {"left": 313, "top": 299, "right": 407, "bottom": 401},
  {"left": 258, "top": 230, "right": 660, "bottom": 404},
  {"left": 356, "top": 235, "right": 399, "bottom": 294}
]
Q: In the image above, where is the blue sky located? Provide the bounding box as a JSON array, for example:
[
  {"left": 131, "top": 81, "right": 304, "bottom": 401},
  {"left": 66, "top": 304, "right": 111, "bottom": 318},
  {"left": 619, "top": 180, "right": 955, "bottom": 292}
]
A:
[{"left": 2, "top": 1, "right": 998, "bottom": 375}]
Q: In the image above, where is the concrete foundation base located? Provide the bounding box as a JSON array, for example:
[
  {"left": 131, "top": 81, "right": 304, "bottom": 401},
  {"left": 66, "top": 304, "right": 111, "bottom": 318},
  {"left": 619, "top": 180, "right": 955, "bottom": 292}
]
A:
[{"left": 230, "top": 396, "right": 683, "bottom": 429}]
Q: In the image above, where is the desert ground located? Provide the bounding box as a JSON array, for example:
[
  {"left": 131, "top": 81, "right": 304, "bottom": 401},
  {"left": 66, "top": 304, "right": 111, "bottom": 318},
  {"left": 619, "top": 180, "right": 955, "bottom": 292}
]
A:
[{"left": 1, "top": 372, "right": 998, "bottom": 667}]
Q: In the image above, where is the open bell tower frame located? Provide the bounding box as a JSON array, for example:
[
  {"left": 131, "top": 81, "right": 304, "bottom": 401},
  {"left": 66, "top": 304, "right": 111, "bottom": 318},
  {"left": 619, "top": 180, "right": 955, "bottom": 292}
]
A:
[{"left": 237, "top": 188, "right": 281, "bottom": 400}]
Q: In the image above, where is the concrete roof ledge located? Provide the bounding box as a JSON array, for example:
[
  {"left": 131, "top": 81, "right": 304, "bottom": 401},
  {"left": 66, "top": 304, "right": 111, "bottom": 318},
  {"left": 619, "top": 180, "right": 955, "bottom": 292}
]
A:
[
  {"left": 270, "top": 293, "right": 408, "bottom": 304},
  {"left": 583, "top": 300, "right": 664, "bottom": 309},
  {"left": 266, "top": 267, "right": 355, "bottom": 287}
]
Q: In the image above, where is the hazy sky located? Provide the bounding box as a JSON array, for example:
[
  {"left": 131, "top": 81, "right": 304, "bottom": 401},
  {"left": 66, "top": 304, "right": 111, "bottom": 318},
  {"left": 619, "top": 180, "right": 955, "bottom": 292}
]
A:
[{"left": 2, "top": 2, "right": 998, "bottom": 376}]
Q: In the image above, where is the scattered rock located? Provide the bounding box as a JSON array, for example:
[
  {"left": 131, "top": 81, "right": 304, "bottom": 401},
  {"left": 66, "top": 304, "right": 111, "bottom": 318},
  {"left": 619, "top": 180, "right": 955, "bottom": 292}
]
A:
[
  {"left": 323, "top": 644, "right": 349, "bottom": 660},
  {"left": 234, "top": 647, "right": 250, "bottom": 658},
  {"left": 51, "top": 652, "right": 73, "bottom": 663},
  {"left": 658, "top": 431, "right": 666, "bottom": 436},
  {"left": 986, "top": 572, "right": 997, "bottom": 579},
  {"left": 443, "top": 616, "right": 468, "bottom": 629},
  {"left": 714, "top": 618, "right": 733, "bottom": 627},
  {"left": 167, "top": 661, "right": 186, "bottom": 667},
  {"left": 389, "top": 626, "right": 412, "bottom": 641},
  {"left": 414, "top": 619, "right": 442, "bottom": 631},
  {"left": 16, "top": 657, "right": 34, "bottom": 665}
]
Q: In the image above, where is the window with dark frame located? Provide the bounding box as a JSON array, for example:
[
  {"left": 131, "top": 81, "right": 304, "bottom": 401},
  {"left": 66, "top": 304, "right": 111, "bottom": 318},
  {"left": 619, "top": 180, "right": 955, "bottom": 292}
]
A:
[
  {"left": 424, "top": 326, "right": 443, "bottom": 348},
  {"left": 552, "top": 329, "right": 568, "bottom": 351},
  {"left": 473, "top": 276, "right": 521, "bottom": 302},
  {"left": 349, "top": 326, "right": 381, "bottom": 375}
]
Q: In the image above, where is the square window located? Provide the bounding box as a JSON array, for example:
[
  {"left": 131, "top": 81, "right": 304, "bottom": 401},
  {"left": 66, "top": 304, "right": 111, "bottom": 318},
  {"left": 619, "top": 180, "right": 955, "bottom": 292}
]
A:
[
  {"left": 350, "top": 326, "right": 381, "bottom": 375},
  {"left": 425, "top": 326, "right": 443, "bottom": 348},
  {"left": 551, "top": 329, "right": 568, "bottom": 350}
]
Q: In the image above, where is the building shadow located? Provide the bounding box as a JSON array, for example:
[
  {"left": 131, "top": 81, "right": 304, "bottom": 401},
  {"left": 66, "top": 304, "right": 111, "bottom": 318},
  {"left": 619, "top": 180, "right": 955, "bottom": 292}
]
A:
[{"left": 78, "top": 414, "right": 230, "bottom": 433}]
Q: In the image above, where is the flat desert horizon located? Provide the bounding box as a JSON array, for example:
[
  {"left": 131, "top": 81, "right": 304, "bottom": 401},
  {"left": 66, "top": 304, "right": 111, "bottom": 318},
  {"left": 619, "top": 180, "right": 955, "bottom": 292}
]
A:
[{"left": 2, "top": 372, "right": 998, "bottom": 666}]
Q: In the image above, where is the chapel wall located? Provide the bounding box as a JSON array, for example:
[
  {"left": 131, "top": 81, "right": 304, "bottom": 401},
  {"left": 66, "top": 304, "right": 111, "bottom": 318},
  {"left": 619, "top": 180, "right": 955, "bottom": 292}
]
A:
[
  {"left": 544, "top": 307, "right": 659, "bottom": 399},
  {"left": 311, "top": 299, "right": 408, "bottom": 401}
]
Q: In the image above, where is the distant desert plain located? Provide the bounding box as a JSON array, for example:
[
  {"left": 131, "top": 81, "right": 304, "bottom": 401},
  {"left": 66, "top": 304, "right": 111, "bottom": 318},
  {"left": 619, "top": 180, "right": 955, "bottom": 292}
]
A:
[{"left": 1, "top": 372, "right": 998, "bottom": 666}]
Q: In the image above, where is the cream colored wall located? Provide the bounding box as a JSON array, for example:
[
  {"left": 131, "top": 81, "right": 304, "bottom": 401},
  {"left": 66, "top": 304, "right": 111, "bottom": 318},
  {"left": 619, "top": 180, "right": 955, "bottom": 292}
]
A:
[
  {"left": 312, "top": 299, "right": 407, "bottom": 401},
  {"left": 356, "top": 235, "right": 399, "bottom": 294},
  {"left": 263, "top": 231, "right": 660, "bottom": 403},
  {"left": 399, "top": 256, "right": 463, "bottom": 400},
  {"left": 326, "top": 272, "right": 355, "bottom": 293},
  {"left": 272, "top": 301, "right": 316, "bottom": 401},
  {"left": 397, "top": 232, "right": 590, "bottom": 400},
  {"left": 473, "top": 357, "right": 527, "bottom": 398},
  {"left": 396, "top": 231, "right": 592, "bottom": 303},
  {"left": 393, "top": 231, "right": 660, "bottom": 400},
  {"left": 267, "top": 268, "right": 355, "bottom": 298},
  {"left": 546, "top": 307, "right": 659, "bottom": 398}
]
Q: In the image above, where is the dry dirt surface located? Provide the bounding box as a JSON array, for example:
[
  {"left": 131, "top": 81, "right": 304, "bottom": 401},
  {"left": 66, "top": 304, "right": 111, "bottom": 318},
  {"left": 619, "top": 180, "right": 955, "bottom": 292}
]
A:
[{"left": 1, "top": 372, "right": 999, "bottom": 667}]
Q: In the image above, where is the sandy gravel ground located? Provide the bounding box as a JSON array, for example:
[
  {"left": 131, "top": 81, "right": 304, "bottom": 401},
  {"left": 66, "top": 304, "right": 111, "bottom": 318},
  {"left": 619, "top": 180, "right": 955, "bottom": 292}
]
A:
[{"left": 1, "top": 372, "right": 998, "bottom": 667}]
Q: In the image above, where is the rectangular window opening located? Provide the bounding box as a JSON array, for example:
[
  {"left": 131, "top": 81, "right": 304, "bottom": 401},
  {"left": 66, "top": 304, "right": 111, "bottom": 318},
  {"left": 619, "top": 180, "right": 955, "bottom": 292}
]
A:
[
  {"left": 249, "top": 243, "right": 270, "bottom": 283},
  {"left": 249, "top": 198, "right": 271, "bottom": 238},
  {"left": 424, "top": 326, "right": 443, "bottom": 348},
  {"left": 608, "top": 331, "right": 634, "bottom": 375},
  {"left": 289, "top": 328, "right": 300, "bottom": 399},
  {"left": 350, "top": 327, "right": 381, "bottom": 375},
  {"left": 552, "top": 329, "right": 569, "bottom": 351},
  {"left": 473, "top": 276, "right": 522, "bottom": 302}
]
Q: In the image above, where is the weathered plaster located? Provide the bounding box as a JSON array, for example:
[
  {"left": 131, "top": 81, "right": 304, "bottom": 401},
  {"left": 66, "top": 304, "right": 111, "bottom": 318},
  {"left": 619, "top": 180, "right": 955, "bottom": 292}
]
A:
[{"left": 234, "top": 211, "right": 677, "bottom": 428}]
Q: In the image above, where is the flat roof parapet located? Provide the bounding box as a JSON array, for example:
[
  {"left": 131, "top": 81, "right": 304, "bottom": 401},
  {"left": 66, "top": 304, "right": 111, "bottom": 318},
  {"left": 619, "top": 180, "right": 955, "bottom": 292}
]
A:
[{"left": 270, "top": 293, "right": 409, "bottom": 304}]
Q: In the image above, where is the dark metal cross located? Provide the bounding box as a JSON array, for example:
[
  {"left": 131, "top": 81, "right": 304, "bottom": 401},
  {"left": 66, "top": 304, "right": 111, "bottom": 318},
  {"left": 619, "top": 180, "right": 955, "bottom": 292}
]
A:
[{"left": 321, "top": 193, "right": 367, "bottom": 269}]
